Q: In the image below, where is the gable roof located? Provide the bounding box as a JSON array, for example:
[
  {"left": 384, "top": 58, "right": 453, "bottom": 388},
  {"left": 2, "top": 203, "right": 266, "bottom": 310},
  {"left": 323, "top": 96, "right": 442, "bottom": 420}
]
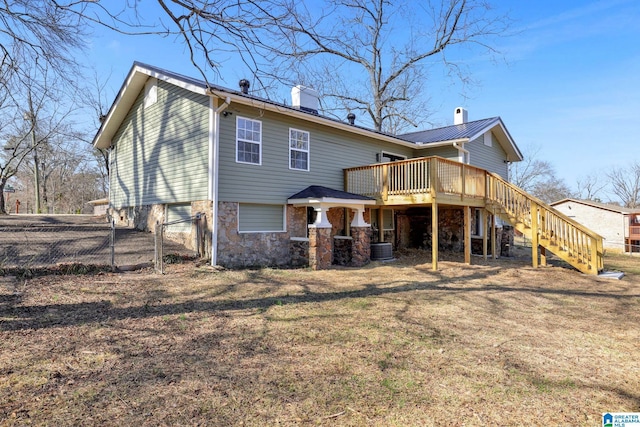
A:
[
  {"left": 400, "top": 117, "right": 523, "bottom": 162},
  {"left": 550, "top": 198, "right": 640, "bottom": 215},
  {"left": 93, "top": 62, "right": 522, "bottom": 163}
]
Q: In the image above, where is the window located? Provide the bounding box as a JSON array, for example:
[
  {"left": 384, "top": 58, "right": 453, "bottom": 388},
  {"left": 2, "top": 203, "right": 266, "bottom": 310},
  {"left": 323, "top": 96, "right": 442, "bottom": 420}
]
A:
[
  {"left": 289, "top": 128, "right": 310, "bottom": 170},
  {"left": 378, "top": 151, "right": 406, "bottom": 162},
  {"left": 472, "top": 208, "right": 483, "bottom": 237},
  {"left": 236, "top": 117, "right": 262, "bottom": 164},
  {"left": 238, "top": 203, "right": 285, "bottom": 232},
  {"left": 144, "top": 78, "right": 157, "bottom": 109},
  {"left": 371, "top": 209, "right": 394, "bottom": 231},
  {"left": 166, "top": 203, "right": 192, "bottom": 233}
]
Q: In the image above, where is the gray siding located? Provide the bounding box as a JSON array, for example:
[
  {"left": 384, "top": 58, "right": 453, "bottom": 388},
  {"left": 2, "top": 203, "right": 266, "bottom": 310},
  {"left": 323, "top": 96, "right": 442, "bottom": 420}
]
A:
[
  {"left": 414, "top": 145, "right": 459, "bottom": 160},
  {"left": 466, "top": 131, "right": 508, "bottom": 178},
  {"left": 110, "top": 79, "right": 210, "bottom": 208},
  {"left": 217, "top": 105, "right": 415, "bottom": 204}
]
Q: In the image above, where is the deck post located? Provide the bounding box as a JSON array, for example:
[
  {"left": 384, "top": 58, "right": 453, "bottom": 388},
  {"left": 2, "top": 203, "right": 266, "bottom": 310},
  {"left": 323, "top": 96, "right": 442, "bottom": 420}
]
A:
[
  {"left": 531, "top": 202, "right": 539, "bottom": 268},
  {"left": 432, "top": 201, "right": 438, "bottom": 271},
  {"left": 377, "top": 208, "right": 384, "bottom": 242},
  {"left": 540, "top": 246, "right": 547, "bottom": 267},
  {"left": 461, "top": 164, "right": 466, "bottom": 200},
  {"left": 482, "top": 209, "right": 488, "bottom": 260},
  {"left": 491, "top": 213, "right": 496, "bottom": 259},
  {"left": 464, "top": 206, "right": 471, "bottom": 265},
  {"left": 382, "top": 164, "right": 389, "bottom": 201}
]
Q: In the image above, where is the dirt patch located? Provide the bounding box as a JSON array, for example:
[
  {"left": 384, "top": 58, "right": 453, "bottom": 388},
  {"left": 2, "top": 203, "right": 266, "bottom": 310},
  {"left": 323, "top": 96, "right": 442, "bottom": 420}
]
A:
[{"left": 0, "top": 251, "right": 638, "bottom": 426}]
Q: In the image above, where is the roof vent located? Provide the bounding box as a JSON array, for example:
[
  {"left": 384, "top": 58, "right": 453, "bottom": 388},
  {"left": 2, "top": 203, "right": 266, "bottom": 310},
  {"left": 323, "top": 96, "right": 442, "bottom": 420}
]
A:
[
  {"left": 454, "top": 107, "right": 468, "bottom": 125},
  {"left": 291, "top": 85, "right": 319, "bottom": 114},
  {"left": 347, "top": 113, "right": 356, "bottom": 125},
  {"left": 239, "top": 79, "right": 250, "bottom": 94}
]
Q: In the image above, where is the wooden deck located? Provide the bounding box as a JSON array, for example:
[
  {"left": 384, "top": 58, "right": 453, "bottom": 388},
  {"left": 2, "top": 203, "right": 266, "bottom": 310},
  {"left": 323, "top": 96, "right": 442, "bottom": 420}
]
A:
[{"left": 344, "top": 156, "right": 604, "bottom": 275}]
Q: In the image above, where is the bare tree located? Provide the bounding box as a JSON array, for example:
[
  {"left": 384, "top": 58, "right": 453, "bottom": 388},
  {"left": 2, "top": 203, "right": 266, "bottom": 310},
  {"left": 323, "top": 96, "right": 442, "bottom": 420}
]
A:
[
  {"left": 509, "top": 144, "right": 554, "bottom": 192},
  {"left": 256, "top": 0, "right": 509, "bottom": 132},
  {"left": 530, "top": 175, "right": 573, "bottom": 204},
  {"left": 607, "top": 161, "right": 640, "bottom": 208},
  {"left": 0, "top": 66, "right": 78, "bottom": 214},
  {"left": 508, "top": 144, "right": 573, "bottom": 203},
  {"left": 575, "top": 172, "right": 607, "bottom": 201}
]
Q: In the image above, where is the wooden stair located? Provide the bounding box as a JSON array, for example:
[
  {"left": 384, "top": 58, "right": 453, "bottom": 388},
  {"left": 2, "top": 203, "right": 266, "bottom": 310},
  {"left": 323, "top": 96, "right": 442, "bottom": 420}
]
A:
[{"left": 485, "top": 173, "right": 604, "bottom": 275}]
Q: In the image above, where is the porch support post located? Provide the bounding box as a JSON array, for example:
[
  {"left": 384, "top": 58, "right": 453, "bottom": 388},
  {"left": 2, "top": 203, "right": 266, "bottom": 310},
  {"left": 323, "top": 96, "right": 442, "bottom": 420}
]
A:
[
  {"left": 377, "top": 208, "right": 384, "bottom": 242},
  {"left": 351, "top": 225, "right": 371, "bottom": 267},
  {"left": 464, "top": 206, "right": 471, "bottom": 265},
  {"left": 308, "top": 225, "right": 332, "bottom": 270},
  {"left": 531, "top": 202, "right": 539, "bottom": 268},
  {"left": 482, "top": 209, "right": 488, "bottom": 260},
  {"left": 431, "top": 201, "right": 438, "bottom": 271},
  {"left": 491, "top": 213, "right": 496, "bottom": 259}
]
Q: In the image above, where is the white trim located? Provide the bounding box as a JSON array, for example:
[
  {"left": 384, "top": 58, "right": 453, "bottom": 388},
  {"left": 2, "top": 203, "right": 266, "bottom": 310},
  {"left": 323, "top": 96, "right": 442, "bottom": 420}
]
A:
[
  {"left": 483, "top": 131, "right": 492, "bottom": 147},
  {"left": 288, "top": 127, "right": 310, "bottom": 171},
  {"left": 235, "top": 116, "right": 262, "bottom": 165},
  {"left": 288, "top": 197, "right": 376, "bottom": 206},
  {"left": 290, "top": 236, "right": 310, "bottom": 242},
  {"left": 210, "top": 96, "right": 230, "bottom": 266},
  {"left": 143, "top": 78, "right": 157, "bottom": 108}
]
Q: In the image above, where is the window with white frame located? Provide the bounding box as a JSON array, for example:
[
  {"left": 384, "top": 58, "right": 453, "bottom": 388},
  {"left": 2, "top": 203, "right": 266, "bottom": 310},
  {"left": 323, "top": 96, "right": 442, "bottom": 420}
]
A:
[
  {"left": 236, "top": 117, "right": 262, "bottom": 165},
  {"left": 289, "top": 128, "right": 310, "bottom": 171},
  {"left": 238, "top": 203, "right": 285, "bottom": 232}
]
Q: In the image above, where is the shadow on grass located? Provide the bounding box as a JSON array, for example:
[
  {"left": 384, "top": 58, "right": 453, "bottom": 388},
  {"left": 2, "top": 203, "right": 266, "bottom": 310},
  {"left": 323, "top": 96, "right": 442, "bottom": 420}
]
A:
[{"left": 2, "top": 266, "right": 638, "bottom": 331}]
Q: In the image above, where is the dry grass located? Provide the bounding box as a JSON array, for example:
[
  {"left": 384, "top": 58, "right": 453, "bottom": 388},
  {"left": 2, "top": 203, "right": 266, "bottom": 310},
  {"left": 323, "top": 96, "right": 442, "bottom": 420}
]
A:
[{"left": 1, "top": 250, "right": 639, "bottom": 426}]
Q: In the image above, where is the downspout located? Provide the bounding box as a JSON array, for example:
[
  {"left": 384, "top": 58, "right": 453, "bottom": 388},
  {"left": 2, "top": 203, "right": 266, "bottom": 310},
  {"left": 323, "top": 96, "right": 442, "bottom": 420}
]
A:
[
  {"left": 453, "top": 141, "right": 469, "bottom": 164},
  {"left": 209, "top": 95, "right": 231, "bottom": 266}
]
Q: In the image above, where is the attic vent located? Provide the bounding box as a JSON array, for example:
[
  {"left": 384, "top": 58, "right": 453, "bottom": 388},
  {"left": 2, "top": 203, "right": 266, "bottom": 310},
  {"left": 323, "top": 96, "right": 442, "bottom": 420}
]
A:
[
  {"left": 347, "top": 113, "right": 356, "bottom": 125},
  {"left": 239, "top": 79, "right": 250, "bottom": 94},
  {"left": 454, "top": 107, "right": 468, "bottom": 125},
  {"left": 291, "top": 85, "right": 319, "bottom": 114}
]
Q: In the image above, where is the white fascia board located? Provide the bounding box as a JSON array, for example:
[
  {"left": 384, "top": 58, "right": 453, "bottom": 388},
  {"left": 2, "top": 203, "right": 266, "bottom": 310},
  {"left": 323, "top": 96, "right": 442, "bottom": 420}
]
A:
[
  {"left": 208, "top": 90, "right": 419, "bottom": 149},
  {"left": 486, "top": 120, "right": 523, "bottom": 162},
  {"left": 288, "top": 197, "right": 377, "bottom": 206},
  {"left": 93, "top": 64, "right": 208, "bottom": 150},
  {"left": 414, "top": 138, "right": 469, "bottom": 149}
]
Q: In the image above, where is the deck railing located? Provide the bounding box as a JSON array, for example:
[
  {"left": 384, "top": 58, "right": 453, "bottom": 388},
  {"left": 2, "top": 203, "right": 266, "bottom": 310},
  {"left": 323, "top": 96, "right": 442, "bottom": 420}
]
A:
[
  {"left": 344, "top": 156, "right": 604, "bottom": 274},
  {"left": 487, "top": 174, "right": 604, "bottom": 273},
  {"left": 344, "top": 156, "right": 486, "bottom": 200}
]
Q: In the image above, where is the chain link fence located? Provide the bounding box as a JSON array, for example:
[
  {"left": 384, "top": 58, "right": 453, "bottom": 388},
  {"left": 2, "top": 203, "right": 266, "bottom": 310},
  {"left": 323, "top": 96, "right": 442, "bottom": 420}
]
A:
[{"left": 0, "top": 215, "right": 198, "bottom": 274}]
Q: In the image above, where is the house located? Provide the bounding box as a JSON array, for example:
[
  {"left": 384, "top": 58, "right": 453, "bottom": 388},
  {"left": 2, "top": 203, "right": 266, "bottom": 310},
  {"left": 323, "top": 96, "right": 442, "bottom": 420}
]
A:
[
  {"left": 87, "top": 198, "right": 109, "bottom": 216},
  {"left": 92, "top": 62, "right": 604, "bottom": 274},
  {"left": 550, "top": 198, "right": 640, "bottom": 253}
]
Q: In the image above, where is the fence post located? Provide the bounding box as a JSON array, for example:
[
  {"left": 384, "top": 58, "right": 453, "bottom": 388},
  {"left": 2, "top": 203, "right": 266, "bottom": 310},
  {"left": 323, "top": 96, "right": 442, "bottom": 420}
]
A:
[
  {"left": 110, "top": 219, "right": 115, "bottom": 272},
  {"left": 154, "top": 220, "right": 164, "bottom": 274}
]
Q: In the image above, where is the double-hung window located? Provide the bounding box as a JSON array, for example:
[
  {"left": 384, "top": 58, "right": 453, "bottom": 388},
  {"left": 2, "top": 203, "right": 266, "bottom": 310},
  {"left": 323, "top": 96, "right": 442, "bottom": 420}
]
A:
[
  {"left": 236, "top": 117, "right": 262, "bottom": 165},
  {"left": 289, "top": 128, "right": 310, "bottom": 171}
]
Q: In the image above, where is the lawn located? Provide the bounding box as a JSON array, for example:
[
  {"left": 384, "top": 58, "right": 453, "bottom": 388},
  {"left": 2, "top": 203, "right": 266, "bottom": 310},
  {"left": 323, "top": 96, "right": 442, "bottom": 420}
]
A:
[{"left": 1, "top": 251, "right": 639, "bottom": 426}]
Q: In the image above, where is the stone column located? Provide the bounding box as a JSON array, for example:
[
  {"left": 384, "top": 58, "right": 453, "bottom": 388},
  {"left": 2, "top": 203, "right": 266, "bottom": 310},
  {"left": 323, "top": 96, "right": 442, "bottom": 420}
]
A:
[
  {"left": 309, "top": 226, "right": 332, "bottom": 270},
  {"left": 351, "top": 226, "right": 371, "bottom": 267}
]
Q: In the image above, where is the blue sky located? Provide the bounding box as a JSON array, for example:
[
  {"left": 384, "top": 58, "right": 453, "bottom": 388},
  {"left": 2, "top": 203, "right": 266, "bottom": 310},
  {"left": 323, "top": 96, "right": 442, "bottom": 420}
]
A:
[{"left": 85, "top": 0, "right": 640, "bottom": 199}]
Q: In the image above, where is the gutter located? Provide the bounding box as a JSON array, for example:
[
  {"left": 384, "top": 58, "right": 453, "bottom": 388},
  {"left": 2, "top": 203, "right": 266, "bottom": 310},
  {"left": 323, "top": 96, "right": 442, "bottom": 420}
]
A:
[{"left": 209, "top": 96, "right": 231, "bottom": 267}]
